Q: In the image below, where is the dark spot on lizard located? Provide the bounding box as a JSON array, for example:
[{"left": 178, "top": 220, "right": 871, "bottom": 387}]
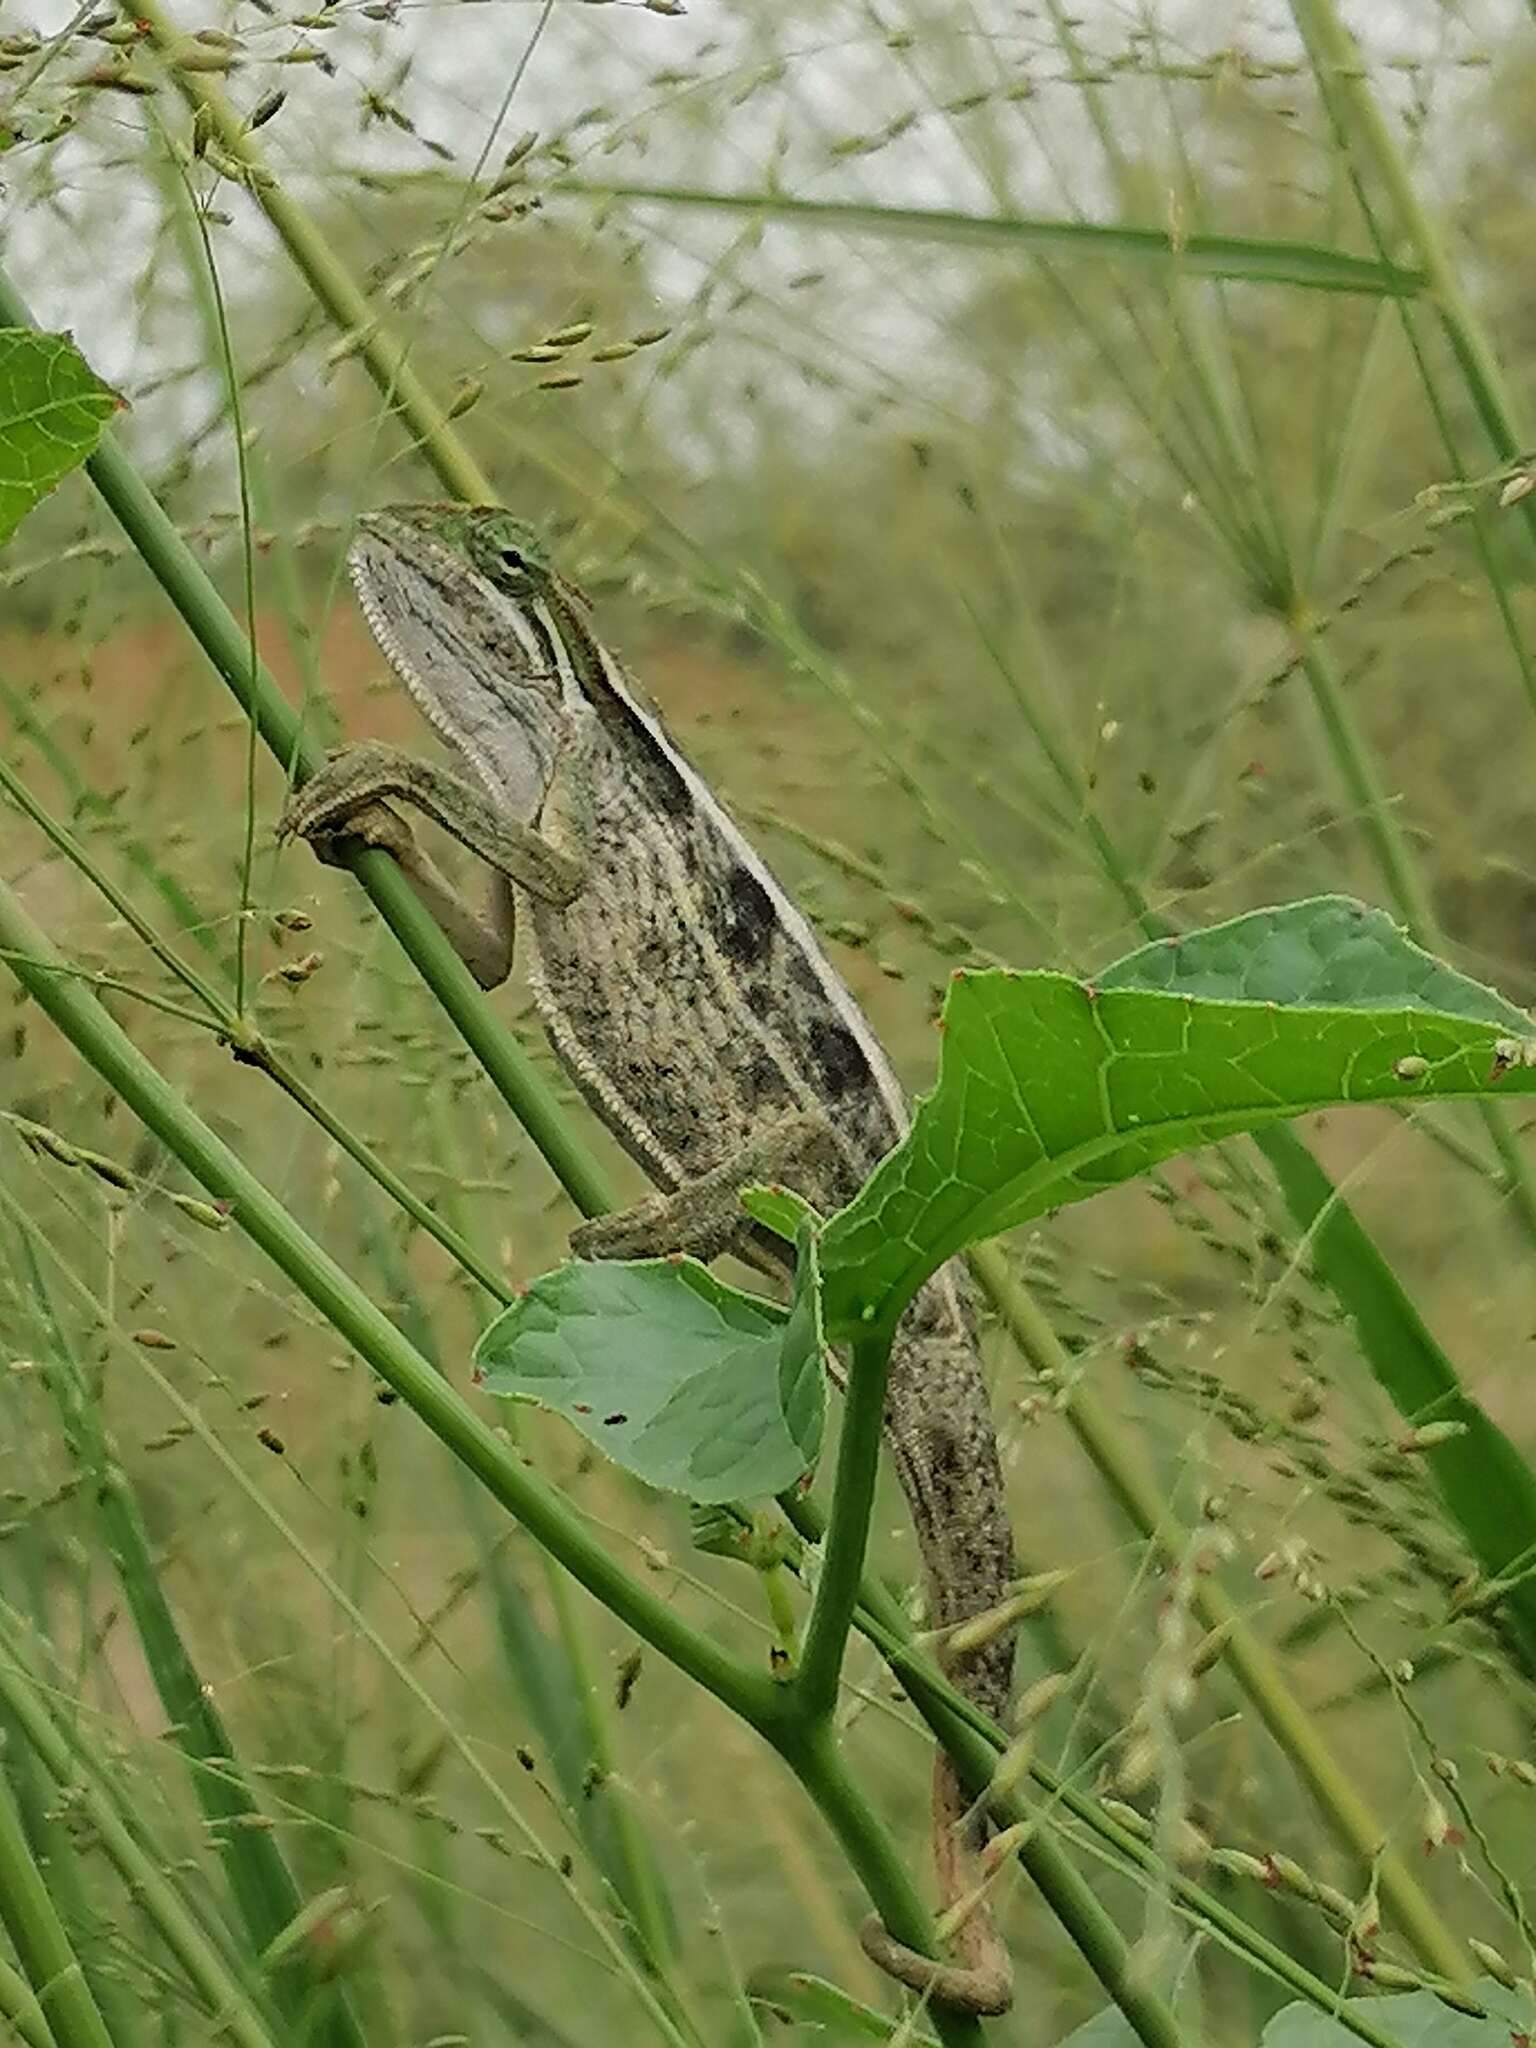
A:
[
  {"left": 789, "top": 949, "right": 825, "bottom": 1001},
  {"left": 634, "top": 725, "right": 693, "bottom": 817},
  {"left": 808, "top": 1016, "right": 870, "bottom": 1098},
  {"left": 748, "top": 1047, "right": 788, "bottom": 1100},
  {"left": 717, "top": 864, "right": 777, "bottom": 965}
]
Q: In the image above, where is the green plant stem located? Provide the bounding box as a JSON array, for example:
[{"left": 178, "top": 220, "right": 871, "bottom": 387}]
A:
[
  {"left": 774, "top": 1726, "right": 984, "bottom": 2048},
  {"left": 970, "top": 1243, "right": 1468, "bottom": 1986},
  {"left": 0, "top": 888, "right": 997, "bottom": 2042},
  {"left": 0, "top": 1769, "right": 114, "bottom": 2048},
  {"left": 0, "top": 1950, "right": 53, "bottom": 2048},
  {"left": 1290, "top": 0, "right": 1533, "bottom": 483},
  {"left": 0, "top": 878, "right": 772, "bottom": 1734},
  {"left": 795, "top": 1324, "right": 897, "bottom": 1721}
]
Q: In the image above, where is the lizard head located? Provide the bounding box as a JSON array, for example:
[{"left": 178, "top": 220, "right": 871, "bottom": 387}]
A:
[{"left": 348, "top": 503, "right": 575, "bottom": 823}]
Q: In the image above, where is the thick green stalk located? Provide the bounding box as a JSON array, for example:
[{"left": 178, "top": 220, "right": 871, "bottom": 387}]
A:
[
  {"left": 0, "top": 879, "right": 992, "bottom": 2041},
  {"left": 0, "top": 1950, "right": 53, "bottom": 2048},
  {"left": 0, "top": 1767, "right": 114, "bottom": 2048},
  {"left": 795, "top": 1324, "right": 898, "bottom": 1719},
  {"left": 775, "top": 1727, "right": 984, "bottom": 2048}
]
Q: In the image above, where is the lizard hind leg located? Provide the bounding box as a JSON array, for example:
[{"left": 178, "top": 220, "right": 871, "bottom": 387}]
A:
[{"left": 858, "top": 1756, "right": 1014, "bottom": 2017}]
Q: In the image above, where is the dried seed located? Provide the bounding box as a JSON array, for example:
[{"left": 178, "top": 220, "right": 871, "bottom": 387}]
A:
[
  {"left": 1397, "top": 1420, "right": 1469, "bottom": 1453},
  {"left": 81, "top": 64, "right": 158, "bottom": 93},
  {"left": 248, "top": 87, "right": 286, "bottom": 129}
]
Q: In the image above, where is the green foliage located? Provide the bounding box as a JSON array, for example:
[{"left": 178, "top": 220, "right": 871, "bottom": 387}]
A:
[
  {"left": 476, "top": 1237, "right": 824, "bottom": 1502},
  {"left": 822, "top": 898, "right": 1536, "bottom": 1330},
  {"left": 1261, "top": 1978, "right": 1527, "bottom": 2045},
  {"left": 0, "top": 330, "right": 118, "bottom": 545},
  {"left": 9, "top": 8, "right": 1536, "bottom": 2048}
]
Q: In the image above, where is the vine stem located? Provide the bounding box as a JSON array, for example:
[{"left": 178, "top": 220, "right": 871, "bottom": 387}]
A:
[
  {"left": 794, "top": 1323, "right": 897, "bottom": 1720},
  {"left": 772, "top": 1724, "right": 985, "bottom": 2048}
]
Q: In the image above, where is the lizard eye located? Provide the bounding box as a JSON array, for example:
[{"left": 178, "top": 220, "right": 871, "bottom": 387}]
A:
[{"left": 499, "top": 545, "right": 529, "bottom": 572}]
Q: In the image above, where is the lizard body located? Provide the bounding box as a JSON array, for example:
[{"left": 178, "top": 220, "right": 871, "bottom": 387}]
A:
[{"left": 282, "top": 506, "right": 1019, "bottom": 2012}]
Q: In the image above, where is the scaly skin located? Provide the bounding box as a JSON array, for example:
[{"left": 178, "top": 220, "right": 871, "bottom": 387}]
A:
[{"left": 280, "top": 505, "right": 1020, "bottom": 2013}]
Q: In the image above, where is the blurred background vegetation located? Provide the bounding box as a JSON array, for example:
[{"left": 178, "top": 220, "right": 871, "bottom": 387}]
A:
[{"left": 5, "top": 2, "right": 1536, "bottom": 2042}]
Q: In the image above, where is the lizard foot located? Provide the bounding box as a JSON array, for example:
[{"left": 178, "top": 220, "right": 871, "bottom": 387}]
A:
[
  {"left": 279, "top": 750, "right": 421, "bottom": 871},
  {"left": 570, "top": 1196, "right": 678, "bottom": 1263}
]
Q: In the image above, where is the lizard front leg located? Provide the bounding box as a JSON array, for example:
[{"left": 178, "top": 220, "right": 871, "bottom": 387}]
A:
[
  {"left": 569, "top": 1108, "right": 841, "bottom": 1264},
  {"left": 278, "top": 738, "right": 587, "bottom": 989}
]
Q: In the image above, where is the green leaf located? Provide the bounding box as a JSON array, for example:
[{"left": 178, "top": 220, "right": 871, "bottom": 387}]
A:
[
  {"left": 738, "top": 1181, "right": 819, "bottom": 1243},
  {"left": 1053, "top": 2010, "right": 1142, "bottom": 2046},
  {"left": 1094, "top": 898, "right": 1530, "bottom": 1021},
  {"left": 0, "top": 330, "right": 121, "bottom": 545},
  {"left": 474, "top": 1235, "right": 824, "bottom": 1502},
  {"left": 821, "top": 898, "right": 1536, "bottom": 1333},
  {"left": 1262, "top": 1977, "right": 1518, "bottom": 2045}
]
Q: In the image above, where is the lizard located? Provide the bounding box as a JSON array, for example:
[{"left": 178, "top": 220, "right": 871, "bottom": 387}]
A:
[{"left": 278, "top": 503, "right": 1020, "bottom": 2016}]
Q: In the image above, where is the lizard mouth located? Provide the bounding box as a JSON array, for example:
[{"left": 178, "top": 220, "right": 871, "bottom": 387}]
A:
[{"left": 348, "top": 509, "right": 562, "bottom": 824}]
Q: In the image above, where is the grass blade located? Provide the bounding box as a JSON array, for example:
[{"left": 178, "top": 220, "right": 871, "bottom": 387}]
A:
[{"left": 551, "top": 182, "right": 1429, "bottom": 296}]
